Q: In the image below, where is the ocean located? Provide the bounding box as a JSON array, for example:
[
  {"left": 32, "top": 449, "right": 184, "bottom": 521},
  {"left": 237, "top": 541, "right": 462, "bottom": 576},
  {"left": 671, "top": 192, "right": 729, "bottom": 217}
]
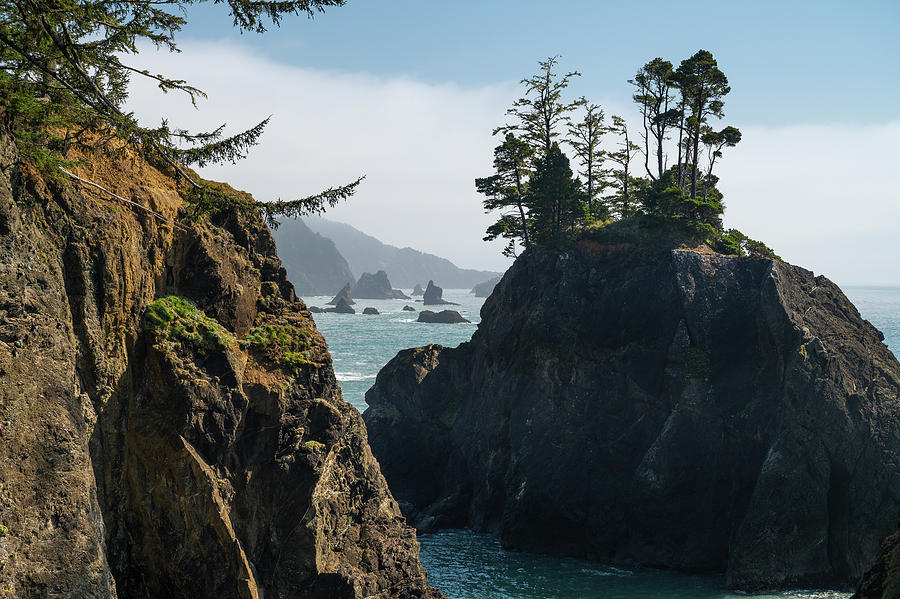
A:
[{"left": 301, "top": 286, "right": 900, "bottom": 599}]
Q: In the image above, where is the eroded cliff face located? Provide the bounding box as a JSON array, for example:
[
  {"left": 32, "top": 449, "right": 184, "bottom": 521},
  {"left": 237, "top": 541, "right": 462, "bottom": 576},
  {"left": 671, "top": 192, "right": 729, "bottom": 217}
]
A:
[
  {"left": 364, "top": 241, "right": 900, "bottom": 592},
  {"left": 0, "top": 121, "right": 441, "bottom": 598}
]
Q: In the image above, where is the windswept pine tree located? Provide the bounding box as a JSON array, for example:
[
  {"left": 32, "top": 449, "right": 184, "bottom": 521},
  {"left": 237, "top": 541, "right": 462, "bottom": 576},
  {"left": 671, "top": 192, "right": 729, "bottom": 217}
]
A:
[
  {"left": 475, "top": 133, "right": 533, "bottom": 256},
  {"left": 0, "top": 0, "right": 361, "bottom": 225},
  {"left": 477, "top": 50, "right": 766, "bottom": 257}
]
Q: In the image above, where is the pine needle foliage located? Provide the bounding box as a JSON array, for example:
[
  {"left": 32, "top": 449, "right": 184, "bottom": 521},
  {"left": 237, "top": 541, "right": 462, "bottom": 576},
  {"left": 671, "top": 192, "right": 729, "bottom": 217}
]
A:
[{"left": 0, "top": 0, "right": 360, "bottom": 221}]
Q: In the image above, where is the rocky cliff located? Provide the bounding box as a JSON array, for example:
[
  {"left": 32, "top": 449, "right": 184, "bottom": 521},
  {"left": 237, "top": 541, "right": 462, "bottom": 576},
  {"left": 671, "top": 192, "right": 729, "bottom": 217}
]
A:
[
  {"left": 363, "top": 240, "right": 900, "bottom": 592},
  {"left": 270, "top": 217, "right": 355, "bottom": 296},
  {"left": 0, "top": 121, "right": 441, "bottom": 598},
  {"left": 304, "top": 218, "right": 501, "bottom": 289}
]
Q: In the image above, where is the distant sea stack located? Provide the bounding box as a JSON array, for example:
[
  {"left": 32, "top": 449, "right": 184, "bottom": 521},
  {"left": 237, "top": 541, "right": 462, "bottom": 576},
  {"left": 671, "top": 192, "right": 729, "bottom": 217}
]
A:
[
  {"left": 422, "top": 280, "right": 457, "bottom": 306},
  {"left": 351, "top": 270, "right": 410, "bottom": 300},
  {"left": 364, "top": 241, "right": 900, "bottom": 592},
  {"left": 412, "top": 284, "right": 425, "bottom": 296},
  {"left": 325, "top": 297, "right": 355, "bottom": 313},
  {"left": 270, "top": 217, "right": 356, "bottom": 296},
  {"left": 327, "top": 282, "right": 354, "bottom": 305},
  {"left": 471, "top": 275, "right": 501, "bottom": 298}
]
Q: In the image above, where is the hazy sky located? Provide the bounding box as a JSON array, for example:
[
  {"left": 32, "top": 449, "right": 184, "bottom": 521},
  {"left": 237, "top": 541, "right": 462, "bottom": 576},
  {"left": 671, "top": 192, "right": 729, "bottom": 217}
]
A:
[{"left": 127, "top": 0, "right": 899, "bottom": 285}]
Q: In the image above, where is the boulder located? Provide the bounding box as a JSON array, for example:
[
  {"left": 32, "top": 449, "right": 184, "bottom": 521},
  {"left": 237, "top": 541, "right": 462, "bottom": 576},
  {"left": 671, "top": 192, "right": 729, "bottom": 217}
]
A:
[
  {"left": 308, "top": 305, "right": 325, "bottom": 313},
  {"left": 422, "top": 280, "right": 457, "bottom": 305},
  {"left": 326, "top": 282, "right": 355, "bottom": 305},
  {"left": 364, "top": 243, "right": 900, "bottom": 592},
  {"left": 351, "top": 270, "right": 410, "bottom": 300},
  {"left": 416, "top": 310, "right": 470, "bottom": 324},
  {"left": 363, "top": 307, "right": 379, "bottom": 315},
  {"left": 402, "top": 305, "right": 417, "bottom": 312}
]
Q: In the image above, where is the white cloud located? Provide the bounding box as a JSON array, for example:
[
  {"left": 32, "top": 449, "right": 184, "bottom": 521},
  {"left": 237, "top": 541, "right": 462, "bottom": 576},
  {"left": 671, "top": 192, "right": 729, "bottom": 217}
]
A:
[
  {"left": 126, "top": 41, "right": 900, "bottom": 286},
  {"left": 126, "top": 41, "right": 518, "bottom": 272},
  {"left": 717, "top": 122, "right": 900, "bottom": 286}
]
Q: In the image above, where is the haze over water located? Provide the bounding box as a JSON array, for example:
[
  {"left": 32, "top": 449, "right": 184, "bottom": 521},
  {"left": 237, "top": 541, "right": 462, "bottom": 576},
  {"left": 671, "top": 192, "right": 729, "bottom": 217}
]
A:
[{"left": 303, "top": 285, "right": 899, "bottom": 599}]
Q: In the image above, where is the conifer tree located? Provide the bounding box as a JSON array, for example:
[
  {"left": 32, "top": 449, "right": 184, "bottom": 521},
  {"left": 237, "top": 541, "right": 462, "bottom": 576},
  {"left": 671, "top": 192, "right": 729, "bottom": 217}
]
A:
[
  {"left": 630, "top": 58, "right": 678, "bottom": 181},
  {"left": 495, "top": 56, "right": 584, "bottom": 157},
  {"left": 475, "top": 133, "right": 533, "bottom": 252},
  {"left": 0, "top": 0, "right": 360, "bottom": 225},
  {"left": 700, "top": 125, "right": 741, "bottom": 200},
  {"left": 525, "top": 143, "right": 584, "bottom": 245},
  {"left": 605, "top": 116, "right": 640, "bottom": 217},
  {"left": 567, "top": 101, "right": 608, "bottom": 219},
  {"left": 673, "top": 50, "right": 731, "bottom": 199}
]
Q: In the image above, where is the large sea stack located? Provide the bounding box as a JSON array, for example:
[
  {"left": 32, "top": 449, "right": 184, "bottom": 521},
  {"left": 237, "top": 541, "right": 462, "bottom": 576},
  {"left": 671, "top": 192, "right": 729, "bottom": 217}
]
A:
[
  {"left": 0, "top": 121, "right": 441, "bottom": 598},
  {"left": 351, "top": 270, "right": 410, "bottom": 300},
  {"left": 364, "top": 239, "right": 900, "bottom": 592}
]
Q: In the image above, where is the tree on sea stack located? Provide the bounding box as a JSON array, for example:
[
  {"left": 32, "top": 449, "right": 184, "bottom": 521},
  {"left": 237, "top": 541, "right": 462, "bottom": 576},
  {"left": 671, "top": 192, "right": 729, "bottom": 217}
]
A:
[
  {"left": 0, "top": 0, "right": 360, "bottom": 226},
  {"left": 673, "top": 50, "right": 731, "bottom": 200},
  {"left": 495, "top": 56, "right": 584, "bottom": 157},
  {"left": 567, "top": 101, "right": 608, "bottom": 220},
  {"left": 476, "top": 133, "right": 533, "bottom": 255}
]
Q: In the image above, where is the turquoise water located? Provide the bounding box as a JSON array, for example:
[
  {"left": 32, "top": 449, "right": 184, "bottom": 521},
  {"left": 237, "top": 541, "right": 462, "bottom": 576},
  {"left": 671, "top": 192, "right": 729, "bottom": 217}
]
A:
[
  {"left": 302, "top": 289, "right": 484, "bottom": 412},
  {"left": 302, "top": 285, "right": 900, "bottom": 599}
]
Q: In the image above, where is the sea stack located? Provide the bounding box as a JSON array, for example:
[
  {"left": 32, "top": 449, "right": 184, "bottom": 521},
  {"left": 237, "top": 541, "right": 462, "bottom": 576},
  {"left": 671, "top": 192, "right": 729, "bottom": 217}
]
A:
[
  {"left": 422, "top": 280, "right": 457, "bottom": 305},
  {"left": 327, "top": 282, "right": 355, "bottom": 305},
  {"left": 325, "top": 297, "right": 355, "bottom": 313},
  {"left": 412, "top": 283, "right": 425, "bottom": 296},
  {"left": 351, "top": 270, "right": 410, "bottom": 300},
  {"left": 364, "top": 240, "right": 900, "bottom": 592}
]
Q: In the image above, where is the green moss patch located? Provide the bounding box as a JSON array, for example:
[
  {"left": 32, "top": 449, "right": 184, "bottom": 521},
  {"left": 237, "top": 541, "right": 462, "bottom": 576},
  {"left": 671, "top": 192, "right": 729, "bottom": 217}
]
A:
[
  {"left": 241, "top": 321, "right": 315, "bottom": 370},
  {"left": 303, "top": 440, "right": 325, "bottom": 452},
  {"left": 143, "top": 296, "right": 234, "bottom": 354}
]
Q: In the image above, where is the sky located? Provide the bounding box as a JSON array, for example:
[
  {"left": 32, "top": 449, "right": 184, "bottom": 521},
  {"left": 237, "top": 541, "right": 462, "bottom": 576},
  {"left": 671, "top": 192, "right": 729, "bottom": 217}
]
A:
[{"left": 125, "top": 0, "right": 900, "bottom": 285}]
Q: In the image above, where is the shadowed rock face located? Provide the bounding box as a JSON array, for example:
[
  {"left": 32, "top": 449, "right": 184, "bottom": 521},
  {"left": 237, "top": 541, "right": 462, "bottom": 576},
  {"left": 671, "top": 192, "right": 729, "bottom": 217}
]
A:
[
  {"left": 853, "top": 511, "right": 900, "bottom": 599},
  {"left": 0, "top": 122, "right": 442, "bottom": 599},
  {"left": 364, "top": 242, "right": 900, "bottom": 592}
]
